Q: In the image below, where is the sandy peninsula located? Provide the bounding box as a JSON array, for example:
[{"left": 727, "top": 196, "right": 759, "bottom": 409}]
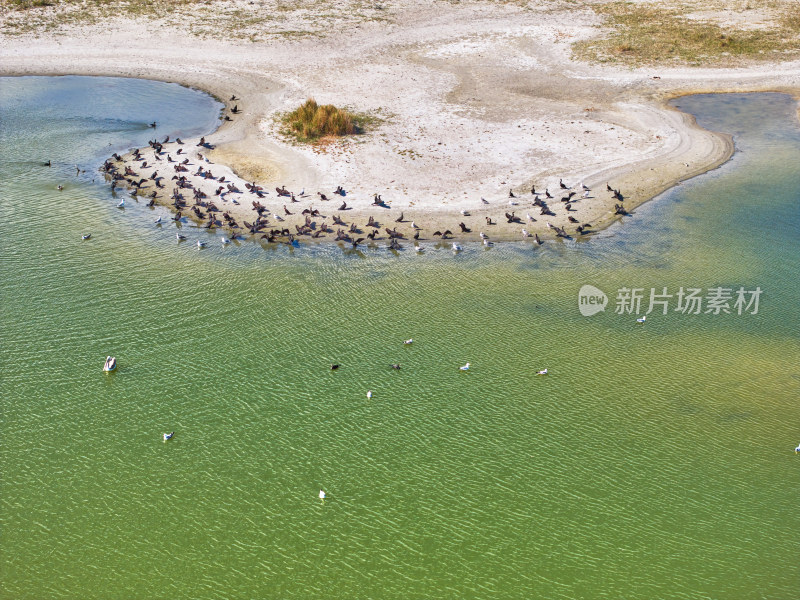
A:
[{"left": 1, "top": 0, "right": 798, "bottom": 243}]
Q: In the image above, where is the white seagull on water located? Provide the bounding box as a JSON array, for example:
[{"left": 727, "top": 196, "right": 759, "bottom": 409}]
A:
[{"left": 460, "top": 362, "right": 470, "bottom": 371}]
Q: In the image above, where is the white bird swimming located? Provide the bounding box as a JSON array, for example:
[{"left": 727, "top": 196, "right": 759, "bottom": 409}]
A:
[
  {"left": 636, "top": 316, "right": 646, "bottom": 323},
  {"left": 176, "top": 233, "right": 186, "bottom": 241},
  {"left": 795, "top": 443, "right": 800, "bottom": 453},
  {"left": 319, "top": 489, "right": 326, "bottom": 499},
  {"left": 366, "top": 390, "right": 373, "bottom": 399},
  {"left": 452, "top": 242, "right": 462, "bottom": 252},
  {"left": 117, "top": 199, "right": 125, "bottom": 208},
  {"left": 155, "top": 216, "right": 162, "bottom": 225},
  {"left": 221, "top": 237, "right": 231, "bottom": 245},
  {"left": 404, "top": 339, "right": 413, "bottom": 345},
  {"left": 415, "top": 245, "right": 424, "bottom": 253},
  {"left": 483, "top": 239, "right": 493, "bottom": 247},
  {"left": 82, "top": 234, "right": 91, "bottom": 240},
  {"left": 537, "top": 368, "right": 548, "bottom": 375},
  {"left": 460, "top": 362, "right": 470, "bottom": 371},
  {"left": 163, "top": 432, "right": 174, "bottom": 442},
  {"left": 197, "top": 240, "right": 206, "bottom": 248}
]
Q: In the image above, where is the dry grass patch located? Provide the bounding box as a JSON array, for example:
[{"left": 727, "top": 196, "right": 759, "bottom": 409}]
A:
[
  {"left": 0, "top": 0, "right": 393, "bottom": 38},
  {"left": 278, "top": 98, "right": 382, "bottom": 144},
  {"left": 573, "top": 1, "right": 800, "bottom": 66}
]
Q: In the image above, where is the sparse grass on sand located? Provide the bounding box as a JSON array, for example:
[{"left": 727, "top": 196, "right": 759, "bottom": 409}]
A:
[
  {"left": 0, "top": 0, "right": 391, "bottom": 39},
  {"left": 279, "top": 99, "right": 377, "bottom": 143},
  {"left": 573, "top": 1, "right": 800, "bottom": 66}
]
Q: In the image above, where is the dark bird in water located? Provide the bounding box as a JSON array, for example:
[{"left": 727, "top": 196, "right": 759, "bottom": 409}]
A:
[
  {"left": 330, "top": 364, "right": 340, "bottom": 370},
  {"left": 149, "top": 122, "right": 157, "bottom": 128},
  {"left": 391, "top": 364, "right": 401, "bottom": 370},
  {"left": 43, "top": 160, "right": 52, "bottom": 167},
  {"left": 351, "top": 237, "right": 365, "bottom": 248}
]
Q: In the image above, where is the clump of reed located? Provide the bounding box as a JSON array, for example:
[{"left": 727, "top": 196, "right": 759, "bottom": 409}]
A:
[{"left": 282, "top": 98, "right": 358, "bottom": 142}]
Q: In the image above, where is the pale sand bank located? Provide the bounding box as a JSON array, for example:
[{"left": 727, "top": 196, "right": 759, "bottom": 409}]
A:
[{"left": 1, "top": 0, "right": 798, "bottom": 242}]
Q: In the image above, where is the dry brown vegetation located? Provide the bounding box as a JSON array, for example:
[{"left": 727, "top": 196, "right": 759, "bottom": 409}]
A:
[
  {"left": 279, "top": 98, "right": 376, "bottom": 143},
  {"left": 0, "top": 0, "right": 391, "bottom": 38},
  {"left": 573, "top": 1, "right": 800, "bottom": 66}
]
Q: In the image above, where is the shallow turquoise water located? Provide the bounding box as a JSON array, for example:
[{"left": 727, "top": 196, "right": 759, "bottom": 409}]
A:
[{"left": 1, "top": 78, "right": 798, "bottom": 599}]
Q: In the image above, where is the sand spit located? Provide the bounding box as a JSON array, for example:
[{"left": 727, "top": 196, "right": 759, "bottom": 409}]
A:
[{"left": 2, "top": 0, "right": 798, "bottom": 244}]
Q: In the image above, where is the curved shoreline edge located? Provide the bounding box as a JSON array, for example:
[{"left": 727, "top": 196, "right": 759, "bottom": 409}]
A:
[{"left": 1, "top": 44, "right": 798, "bottom": 242}]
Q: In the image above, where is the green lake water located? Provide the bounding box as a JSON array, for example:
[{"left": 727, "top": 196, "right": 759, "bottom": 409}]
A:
[{"left": 1, "top": 77, "right": 799, "bottom": 599}]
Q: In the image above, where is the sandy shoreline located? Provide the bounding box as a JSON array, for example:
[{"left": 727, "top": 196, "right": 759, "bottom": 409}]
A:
[{"left": 1, "top": 0, "right": 798, "bottom": 243}]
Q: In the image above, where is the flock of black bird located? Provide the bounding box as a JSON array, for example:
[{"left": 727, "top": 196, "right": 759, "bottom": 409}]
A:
[{"left": 87, "top": 97, "right": 630, "bottom": 250}]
